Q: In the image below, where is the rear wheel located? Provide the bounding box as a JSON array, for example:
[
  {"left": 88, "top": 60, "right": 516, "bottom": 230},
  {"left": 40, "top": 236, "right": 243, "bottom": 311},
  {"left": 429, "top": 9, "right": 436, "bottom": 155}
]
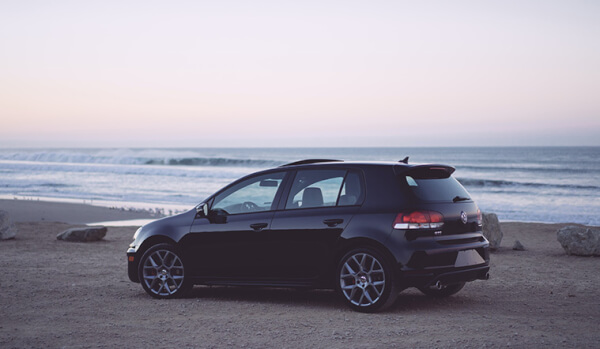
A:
[
  {"left": 418, "top": 282, "right": 465, "bottom": 297},
  {"left": 336, "top": 247, "right": 398, "bottom": 312},
  {"left": 138, "top": 243, "right": 192, "bottom": 299}
]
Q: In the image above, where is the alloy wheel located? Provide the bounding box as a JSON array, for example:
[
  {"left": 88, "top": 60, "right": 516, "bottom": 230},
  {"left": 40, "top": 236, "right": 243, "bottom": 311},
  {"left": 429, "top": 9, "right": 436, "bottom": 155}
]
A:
[
  {"left": 142, "top": 249, "right": 185, "bottom": 297},
  {"left": 339, "top": 252, "right": 386, "bottom": 307}
]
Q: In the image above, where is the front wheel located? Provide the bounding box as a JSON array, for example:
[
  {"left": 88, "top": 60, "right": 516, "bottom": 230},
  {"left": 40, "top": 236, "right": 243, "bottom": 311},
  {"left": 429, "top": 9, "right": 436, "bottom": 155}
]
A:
[
  {"left": 418, "top": 282, "right": 465, "bottom": 297},
  {"left": 138, "top": 243, "right": 192, "bottom": 299},
  {"left": 336, "top": 248, "right": 398, "bottom": 312}
]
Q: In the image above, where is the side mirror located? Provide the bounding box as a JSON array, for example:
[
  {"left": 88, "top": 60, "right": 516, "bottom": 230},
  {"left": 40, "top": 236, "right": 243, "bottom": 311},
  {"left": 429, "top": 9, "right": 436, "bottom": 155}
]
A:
[{"left": 196, "top": 203, "right": 209, "bottom": 217}]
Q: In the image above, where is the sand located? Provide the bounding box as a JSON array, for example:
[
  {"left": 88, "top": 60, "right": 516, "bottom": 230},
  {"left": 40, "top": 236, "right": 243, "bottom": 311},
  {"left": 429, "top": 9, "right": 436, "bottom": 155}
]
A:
[
  {"left": 0, "top": 200, "right": 599, "bottom": 348},
  {"left": 0, "top": 199, "right": 163, "bottom": 224}
]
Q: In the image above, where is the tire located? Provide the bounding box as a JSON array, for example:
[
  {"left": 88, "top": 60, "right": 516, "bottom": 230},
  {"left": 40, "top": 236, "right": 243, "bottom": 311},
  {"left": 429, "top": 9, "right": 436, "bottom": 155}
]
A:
[
  {"left": 336, "top": 247, "right": 398, "bottom": 313},
  {"left": 418, "top": 282, "right": 465, "bottom": 297},
  {"left": 138, "top": 243, "right": 192, "bottom": 299}
]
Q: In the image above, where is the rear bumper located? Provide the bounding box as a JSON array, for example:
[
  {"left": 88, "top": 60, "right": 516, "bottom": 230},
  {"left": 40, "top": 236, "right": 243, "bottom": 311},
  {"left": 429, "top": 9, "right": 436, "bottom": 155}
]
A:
[{"left": 391, "top": 231, "right": 491, "bottom": 289}]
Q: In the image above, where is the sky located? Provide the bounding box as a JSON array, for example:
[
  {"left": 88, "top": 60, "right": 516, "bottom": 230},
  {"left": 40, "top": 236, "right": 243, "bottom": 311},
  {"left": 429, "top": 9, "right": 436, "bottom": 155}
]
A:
[{"left": 1, "top": 0, "right": 599, "bottom": 148}]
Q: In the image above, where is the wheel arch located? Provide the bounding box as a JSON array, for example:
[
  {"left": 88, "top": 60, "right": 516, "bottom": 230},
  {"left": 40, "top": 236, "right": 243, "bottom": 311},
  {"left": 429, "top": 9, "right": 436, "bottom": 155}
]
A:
[
  {"left": 137, "top": 235, "right": 178, "bottom": 259},
  {"left": 334, "top": 237, "right": 396, "bottom": 267}
]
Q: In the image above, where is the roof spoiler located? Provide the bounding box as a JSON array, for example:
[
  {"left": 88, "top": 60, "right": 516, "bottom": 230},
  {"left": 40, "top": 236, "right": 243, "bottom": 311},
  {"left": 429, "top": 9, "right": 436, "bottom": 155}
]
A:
[{"left": 394, "top": 164, "right": 455, "bottom": 178}]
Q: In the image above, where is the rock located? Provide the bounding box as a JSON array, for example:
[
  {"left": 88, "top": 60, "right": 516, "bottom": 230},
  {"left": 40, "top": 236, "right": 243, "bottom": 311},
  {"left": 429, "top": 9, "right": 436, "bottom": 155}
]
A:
[
  {"left": 513, "top": 240, "right": 525, "bottom": 251},
  {"left": 0, "top": 210, "right": 18, "bottom": 240},
  {"left": 557, "top": 226, "right": 600, "bottom": 256},
  {"left": 57, "top": 226, "right": 107, "bottom": 242},
  {"left": 482, "top": 212, "right": 503, "bottom": 250}
]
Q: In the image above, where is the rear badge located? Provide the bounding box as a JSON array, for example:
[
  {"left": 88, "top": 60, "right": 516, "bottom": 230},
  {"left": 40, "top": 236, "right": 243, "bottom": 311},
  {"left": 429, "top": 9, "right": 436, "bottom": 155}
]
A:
[{"left": 460, "top": 211, "right": 468, "bottom": 224}]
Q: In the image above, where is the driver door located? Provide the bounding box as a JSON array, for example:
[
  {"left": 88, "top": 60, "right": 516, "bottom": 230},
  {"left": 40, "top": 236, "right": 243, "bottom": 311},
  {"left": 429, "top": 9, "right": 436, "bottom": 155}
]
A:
[{"left": 184, "top": 172, "right": 288, "bottom": 279}]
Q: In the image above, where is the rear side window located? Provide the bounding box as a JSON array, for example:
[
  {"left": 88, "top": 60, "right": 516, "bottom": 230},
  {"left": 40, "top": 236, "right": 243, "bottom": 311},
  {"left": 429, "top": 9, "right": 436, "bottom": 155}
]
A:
[
  {"left": 338, "top": 171, "right": 363, "bottom": 206},
  {"left": 405, "top": 175, "right": 471, "bottom": 202},
  {"left": 286, "top": 169, "right": 364, "bottom": 209}
]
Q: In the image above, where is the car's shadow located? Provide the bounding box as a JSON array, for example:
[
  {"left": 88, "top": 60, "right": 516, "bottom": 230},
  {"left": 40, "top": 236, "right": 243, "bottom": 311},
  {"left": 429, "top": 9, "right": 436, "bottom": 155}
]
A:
[
  {"left": 186, "top": 285, "right": 340, "bottom": 309},
  {"left": 184, "top": 285, "right": 473, "bottom": 313}
]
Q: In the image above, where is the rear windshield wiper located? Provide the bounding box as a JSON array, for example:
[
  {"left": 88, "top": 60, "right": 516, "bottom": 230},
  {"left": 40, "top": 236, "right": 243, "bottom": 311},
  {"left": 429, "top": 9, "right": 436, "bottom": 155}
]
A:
[{"left": 453, "top": 196, "right": 471, "bottom": 202}]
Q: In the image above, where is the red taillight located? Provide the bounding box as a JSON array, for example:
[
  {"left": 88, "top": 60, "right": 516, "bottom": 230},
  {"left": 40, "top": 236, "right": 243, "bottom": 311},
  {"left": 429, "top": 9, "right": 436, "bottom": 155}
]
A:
[
  {"left": 393, "top": 211, "right": 444, "bottom": 230},
  {"left": 477, "top": 209, "right": 482, "bottom": 225}
]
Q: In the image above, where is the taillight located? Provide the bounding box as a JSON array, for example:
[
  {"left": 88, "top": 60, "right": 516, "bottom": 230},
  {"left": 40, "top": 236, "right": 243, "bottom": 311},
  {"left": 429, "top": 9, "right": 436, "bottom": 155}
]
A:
[
  {"left": 393, "top": 210, "right": 444, "bottom": 230},
  {"left": 477, "top": 209, "right": 482, "bottom": 225}
]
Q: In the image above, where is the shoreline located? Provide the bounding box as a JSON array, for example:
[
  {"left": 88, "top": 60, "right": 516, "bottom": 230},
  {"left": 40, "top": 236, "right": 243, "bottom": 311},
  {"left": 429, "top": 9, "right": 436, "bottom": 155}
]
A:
[
  {"left": 0, "top": 194, "right": 190, "bottom": 214},
  {"left": 1, "top": 197, "right": 596, "bottom": 228},
  {"left": 0, "top": 198, "right": 168, "bottom": 225}
]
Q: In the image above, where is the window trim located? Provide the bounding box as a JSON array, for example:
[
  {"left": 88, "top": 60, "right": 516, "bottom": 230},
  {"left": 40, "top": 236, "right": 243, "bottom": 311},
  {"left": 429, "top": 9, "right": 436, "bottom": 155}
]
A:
[{"left": 334, "top": 171, "right": 350, "bottom": 206}]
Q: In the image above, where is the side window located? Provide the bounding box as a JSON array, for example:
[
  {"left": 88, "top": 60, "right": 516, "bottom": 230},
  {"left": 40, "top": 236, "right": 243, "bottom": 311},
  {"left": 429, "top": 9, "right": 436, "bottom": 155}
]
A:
[
  {"left": 212, "top": 172, "right": 285, "bottom": 214},
  {"left": 285, "top": 170, "right": 346, "bottom": 209},
  {"left": 338, "top": 171, "right": 363, "bottom": 206}
]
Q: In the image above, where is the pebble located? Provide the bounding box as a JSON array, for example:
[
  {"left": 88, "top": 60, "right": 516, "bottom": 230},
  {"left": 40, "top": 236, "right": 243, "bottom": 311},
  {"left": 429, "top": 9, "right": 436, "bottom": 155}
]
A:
[{"left": 513, "top": 240, "right": 526, "bottom": 251}]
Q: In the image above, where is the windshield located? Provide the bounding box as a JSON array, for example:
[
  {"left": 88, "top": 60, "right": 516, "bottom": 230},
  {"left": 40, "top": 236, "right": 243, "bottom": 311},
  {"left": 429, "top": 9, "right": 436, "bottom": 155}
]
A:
[{"left": 405, "top": 175, "right": 471, "bottom": 202}]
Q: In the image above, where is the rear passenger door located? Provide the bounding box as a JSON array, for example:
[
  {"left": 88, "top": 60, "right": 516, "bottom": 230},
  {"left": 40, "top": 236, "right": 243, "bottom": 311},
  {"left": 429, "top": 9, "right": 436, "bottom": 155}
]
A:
[{"left": 270, "top": 169, "right": 365, "bottom": 282}]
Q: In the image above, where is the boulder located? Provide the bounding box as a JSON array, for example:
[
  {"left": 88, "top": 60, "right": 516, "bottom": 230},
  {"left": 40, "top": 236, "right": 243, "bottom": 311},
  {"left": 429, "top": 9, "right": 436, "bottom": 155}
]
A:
[
  {"left": 0, "top": 210, "right": 18, "bottom": 240},
  {"left": 482, "top": 212, "right": 503, "bottom": 250},
  {"left": 557, "top": 226, "right": 600, "bottom": 256},
  {"left": 57, "top": 226, "right": 107, "bottom": 242}
]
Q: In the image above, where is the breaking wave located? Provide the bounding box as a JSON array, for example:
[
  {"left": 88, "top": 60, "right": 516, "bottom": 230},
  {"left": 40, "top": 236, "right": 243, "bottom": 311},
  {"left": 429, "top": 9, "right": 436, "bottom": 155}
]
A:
[
  {"left": 457, "top": 178, "right": 598, "bottom": 191},
  {"left": 0, "top": 150, "right": 283, "bottom": 168}
]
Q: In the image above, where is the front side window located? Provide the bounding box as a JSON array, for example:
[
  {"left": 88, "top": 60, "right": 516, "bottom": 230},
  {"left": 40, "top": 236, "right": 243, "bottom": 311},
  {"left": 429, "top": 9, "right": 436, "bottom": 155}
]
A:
[{"left": 212, "top": 172, "right": 285, "bottom": 214}]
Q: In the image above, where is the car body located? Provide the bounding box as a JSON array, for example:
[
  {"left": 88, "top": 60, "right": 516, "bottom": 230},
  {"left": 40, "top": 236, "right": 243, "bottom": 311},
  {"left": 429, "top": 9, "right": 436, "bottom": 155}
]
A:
[{"left": 127, "top": 159, "right": 490, "bottom": 312}]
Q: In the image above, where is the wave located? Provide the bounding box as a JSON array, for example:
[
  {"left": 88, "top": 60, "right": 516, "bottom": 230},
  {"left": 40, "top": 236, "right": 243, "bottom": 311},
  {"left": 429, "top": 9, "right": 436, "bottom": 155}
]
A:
[
  {"left": 143, "top": 157, "right": 281, "bottom": 167},
  {"left": 456, "top": 164, "right": 597, "bottom": 174},
  {"left": 457, "top": 178, "right": 599, "bottom": 190},
  {"left": 0, "top": 160, "right": 254, "bottom": 180},
  {"left": 0, "top": 150, "right": 283, "bottom": 168},
  {"left": 1, "top": 181, "right": 76, "bottom": 189}
]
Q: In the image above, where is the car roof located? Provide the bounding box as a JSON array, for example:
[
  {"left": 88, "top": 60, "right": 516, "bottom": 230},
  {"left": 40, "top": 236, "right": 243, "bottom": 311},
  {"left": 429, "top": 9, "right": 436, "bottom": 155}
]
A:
[
  {"left": 277, "top": 159, "right": 455, "bottom": 174},
  {"left": 280, "top": 159, "right": 404, "bottom": 167}
]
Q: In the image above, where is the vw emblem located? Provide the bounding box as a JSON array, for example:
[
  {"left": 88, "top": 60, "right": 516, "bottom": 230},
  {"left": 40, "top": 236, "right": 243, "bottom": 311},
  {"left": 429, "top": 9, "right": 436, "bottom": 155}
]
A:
[{"left": 460, "top": 211, "right": 468, "bottom": 224}]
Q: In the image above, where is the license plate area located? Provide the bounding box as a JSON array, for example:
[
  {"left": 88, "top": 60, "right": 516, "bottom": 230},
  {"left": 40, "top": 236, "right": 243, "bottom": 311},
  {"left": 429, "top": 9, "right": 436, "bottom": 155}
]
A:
[{"left": 454, "top": 249, "right": 485, "bottom": 267}]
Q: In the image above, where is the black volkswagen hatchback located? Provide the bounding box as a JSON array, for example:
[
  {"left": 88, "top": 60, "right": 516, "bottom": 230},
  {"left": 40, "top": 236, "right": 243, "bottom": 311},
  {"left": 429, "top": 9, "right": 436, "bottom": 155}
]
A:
[{"left": 127, "top": 159, "right": 490, "bottom": 312}]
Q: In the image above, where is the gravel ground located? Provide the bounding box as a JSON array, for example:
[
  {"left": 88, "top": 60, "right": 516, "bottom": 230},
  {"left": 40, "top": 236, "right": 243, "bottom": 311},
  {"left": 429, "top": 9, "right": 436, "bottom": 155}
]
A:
[{"left": 1, "top": 221, "right": 599, "bottom": 348}]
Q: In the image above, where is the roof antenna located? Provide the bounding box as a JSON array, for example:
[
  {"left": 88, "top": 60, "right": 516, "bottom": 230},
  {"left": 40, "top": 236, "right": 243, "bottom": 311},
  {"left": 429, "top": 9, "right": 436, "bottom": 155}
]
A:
[{"left": 399, "top": 156, "right": 409, "bottom": 164}]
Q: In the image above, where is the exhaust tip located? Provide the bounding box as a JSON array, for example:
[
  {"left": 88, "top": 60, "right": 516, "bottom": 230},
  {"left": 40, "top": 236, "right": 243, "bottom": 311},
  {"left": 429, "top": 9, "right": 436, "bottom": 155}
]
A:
[
  {"left": 484, "top": 272, "right": 490, "bottom": 280},
  {"left": 435, "top": 280, "right": 443, "bottom": 290}
]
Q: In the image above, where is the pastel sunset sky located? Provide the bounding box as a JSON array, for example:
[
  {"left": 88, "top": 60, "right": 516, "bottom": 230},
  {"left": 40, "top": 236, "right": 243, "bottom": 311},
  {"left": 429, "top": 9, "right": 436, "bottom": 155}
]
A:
[{"left": 1, "top": 0, "right": 599, "bottom": 147}]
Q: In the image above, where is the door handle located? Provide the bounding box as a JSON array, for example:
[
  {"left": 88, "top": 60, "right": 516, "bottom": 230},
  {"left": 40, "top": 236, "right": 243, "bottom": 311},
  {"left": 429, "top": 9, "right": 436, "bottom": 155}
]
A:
[
  {"left": 323, "top": 218, "right": 344, "bottom": 227},
  {"left": 250, "top": 223, "right": 268, "bottom": 231}
]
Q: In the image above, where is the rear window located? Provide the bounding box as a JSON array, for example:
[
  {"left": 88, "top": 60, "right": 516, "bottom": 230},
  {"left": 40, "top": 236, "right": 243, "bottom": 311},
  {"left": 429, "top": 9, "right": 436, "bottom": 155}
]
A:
[{"left": 405, "top": 175, "right": 471, "bottom": 202}]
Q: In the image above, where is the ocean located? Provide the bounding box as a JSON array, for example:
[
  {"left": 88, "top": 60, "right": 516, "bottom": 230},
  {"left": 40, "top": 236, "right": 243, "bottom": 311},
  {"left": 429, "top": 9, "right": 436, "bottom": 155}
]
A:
[{"left": 0, "top": 147, "right": 598, "bottom": 226}]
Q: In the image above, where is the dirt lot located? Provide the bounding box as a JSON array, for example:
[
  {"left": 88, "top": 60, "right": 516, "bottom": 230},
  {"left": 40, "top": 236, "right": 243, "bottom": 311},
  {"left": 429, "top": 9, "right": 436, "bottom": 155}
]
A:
[{"left": 1, "top": 221, "right": 599, "bottom": 348}]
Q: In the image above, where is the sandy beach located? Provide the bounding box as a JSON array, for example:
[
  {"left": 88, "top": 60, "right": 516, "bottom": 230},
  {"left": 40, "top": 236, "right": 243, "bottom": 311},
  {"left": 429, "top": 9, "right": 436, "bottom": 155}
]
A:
[
  {"left": 0, "top": 199, "right": 599, "bottom": 348},
  {"left": 0, "top": 199, "right": 164, "bottom": 225}
]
